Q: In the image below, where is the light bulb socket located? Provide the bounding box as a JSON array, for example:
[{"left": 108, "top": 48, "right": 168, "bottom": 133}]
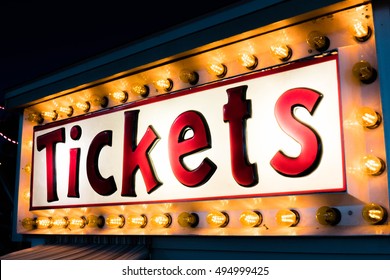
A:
[
  {"left": 100, "top": 96, "right": 109, "bottom": 108},
  {"left": 314, "top": 36, "right": 330, "bottom": 52},
  {"left": 216, "top": 64, "right": 228, "bottom": 78},
  {"left": 366, "top": 111, "right": 382, "bottom": 129},
  {"left": 180, "top": 70, "right": 199, "bottom": 85},
  {"left": 240, "top": 55, "right": 258, "bottom": 70},
  {"left": 41, "top": 110, "right": 58, "bottom": 121},
  {"left": 362, "top": 203, "right": 388, "bottom": 225},
  {"left": 21, "top": 217, "right": 37, "bottom": 230},
  {"left": 64, "top": 106, "right": 74, "bottom": 117},
  {"left": 86, "top": 215, "right": 105, "bottom": 228},
  {"left": 352, "top": 61, "right": 377, "bottom": 84},
  {"left": 117, "top": 91, "right": 129, "bottom": 103},
  {"left": 354, "top": 26, "right": 372, "bottom": 42},
  {"left": 279, "top": 46, "right": 293, "bottom": 62},
  {"left": 289, "top": 209, "right": 300, "bottom": 227},
  {"left": 178, "top": 212, "right": 199, "bottom": 228},
  {"left": 164, "top": 79, "right": 174, "bottom": 92},
  {"left": 140, "top": 85, "right": 150, "bottom": 98},
  {"left": 306, "top": 31, "right": 330, "bottom": 52},
  {"left": 139, "top": 214, "right": 148, "bottom": 228},
  {"left": 316, "top": 206, "right": 341, "bottom": 226},
  {"left": 27, "top": 113, "right": 44, "bottom": 124},
  {"left": 84, "top": 101, "right": 91, "bottom": 112}
]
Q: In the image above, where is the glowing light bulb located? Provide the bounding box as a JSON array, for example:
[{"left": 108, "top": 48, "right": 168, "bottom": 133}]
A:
[
  {"left": 86, "top": 215, "right": 105, "bottom": 228},
  {"left": 362, "top": 203, "right": 387, "bottom": 225},
  {"left": 36, "top": 217, "right": 53, "bottom": 229},
  {"left": 351, "top": 19, "right": 372, "bottom": 42},
  {"left": 151, "top": 213, "right": 172, "bottom": 228},
  {"left": 206, "top": 211, "right": 229, "bottom": 228},
  {"left": 51, "top": 216, "right": 69, "bottom": 228},
  {"left": 27, "top": 112, "right": 43, "bottom": 124},
  {"left": 239, "top": 210, "right": 262, "bottom": 227},
  {"left": 355, "top": 107, "right": 381, "bottom": 129},
  {"left": 127, "top": 214, "right": 147, "bottom": 228},
  {"left": 90, "top": 95, "right": 108, "bottom": 108},
  {"left": 154, "top": 78, "right": 173, "bottom": 92},
  {"left": 316, "top": 206, "right": 341, "bottom": 226},
  {"left": 131, "top": 83, "right": 150, "bottom": 97},
  {"left": 177, "top": 212, "right": 199, "bottom": 228},
  {"left": 352, "top": 60, "right": 377, "bottom": 84},
  {"left": 58, "top": 106, "right": 74, "bottom": 117},
  {"left": 68, "top": 216, "right": 87, "bottom": 230},
  {"left": 22, "top": 189, "right": 30, "bottom": 201},
  {"left": 105, "top": 214, "right": 125, "bottom": 228},
  {"left": 275, "top": 209, "right": 300, "bottom": 227},
  {"left": 179, "top": 69, "right": 199, "bottom": 85},
  {"left": 360, "top": 154, "right": 386, "bottom": 176},
  {"left": 306, "top": 31, "right": 330, "bottom": 52},
  {"left": 207, "top": 63, "right": 227, "bottom": 78},
  {"left": 111, "top": 91, "right": 128, "bottom": 103},
  {"left": 75, "top": 101, "right": 91, "bottom": 112},
  {"left": 23, "top": 163, "right": 31, "bottom": 174},
  {"left": 238, "top": 52, "right": 258, "bottom": 70},
  {"left": 21, "top": 217, "right": 37, "bottom": 230},
  {"left": 41, "top": 110, "right": 58, "bottom": 121},
  {"left": 270, "top": 44, "right": 292, "bottom": 61}
]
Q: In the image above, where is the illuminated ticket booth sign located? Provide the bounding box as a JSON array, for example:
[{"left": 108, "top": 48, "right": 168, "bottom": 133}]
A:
[{"left": 17, "top": 2, "right": 388, "bottom": 236}]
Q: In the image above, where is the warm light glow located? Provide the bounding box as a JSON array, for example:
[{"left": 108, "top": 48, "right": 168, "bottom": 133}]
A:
[
  {"left": 23, "top": 163, "right": 31, "bottom": 174},
  {"left": 151, "top": 213, "right": 172, "bottom": 228},
  {"left": 58, "top": 106, "right": 74, "bottom": 117},
  {"left": 239, "top": 210, "right": 262, "bottom": 227},
  {"left": 106, "top": 214, "right": 125, "bottom": 228},
  {"left": 316, "top": 206, "right": 341, "bottom": 226},
  {"left": 111, "top": 91, "right": 128, "bottom": 103},
  {"left": 35, "top": 217, "right": 53, "bottom": 229},
  {"left": 306, "top": 31, "right": 330, "bottom": 52},
  {"left": 131, "top": 83, "right": 149, "bottom": 97},
  {"left": 179, "top": 69, "right": 199, "bottom": 85},
  {"left": 22, "top": 189, "right": 30, "bottom": 201},
  {"left": 238, "top": 52, "right": 258, "bottom": 70},
  {"left": 52, "top": 216, "right": 69, "bottom": 228},
  {"left": 206, "top": 211, "right": 229, "bottom": 228},
  {"left": 360, "top": 154, "right": 386, "bottom": 176},
  {"left": 90, "top": 95, "right": 108, "bottom": 108},
  {"left": 351, "top": 19, "right": 372, "bottom": 42},
  {"left": 177, "top": 212, "right": 199, "bottom": 228},
  {"left": 126, "top": 214, "right": 147, "bottom": 228},
  {"left": 275, "top": 209, "right": 300, "bottom": 227},
  {"left": 355, "top": 107, "right": 381, "bottom": 129},
  {"left": 41, "top": 110, "right": 58, "bottom": 121},
  {"left": 86, "top": 215, "right": 105, "bottom": 228},
  {"left": 362, "top": 203, "right": 388, "bottom": 225},
  {"left": 352, "top": 60, "right": 377, "bottom": 84},
  {"left": 21, "top": 217, "right": 37, "bottom": 230},
  {"left": 270, "top": 44, "right": 292, "bottom": 61},
  {"left": 68, "top": 216, "right": 87, "bottom": 230},
  {"left": 27, "top": 112, "right": 43, "bottom": 124},
  {"left": 207, "top": 63, "right": 227, "bottom": 78},
  {"left": 154, "top": 78, "right": 173, "bottom": 92},
  {"left": 75, "top": 101, "right": 91, "bottom": 112}
]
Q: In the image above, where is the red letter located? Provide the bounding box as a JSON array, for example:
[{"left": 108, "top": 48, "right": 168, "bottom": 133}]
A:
[
  {"left": 169, "top": 110, "right": 216, "bottom": 187},
  {"left": 68, "top": 125, "right": 82, "bottom": 198},
  {"left": 270, "top": 87, "right": 323, "bottom": 176},
  {"left": 223, "top": 85, "right": 258, "bottom": 187},
  {"left": 122, "top": 110, "right": 161, "bottom": 197},
  {"left": 36, "top": 128, "right": 65, "bottom": 202},
  {"left": 86, "top": 130, "right": 117, "bottom": 196}
]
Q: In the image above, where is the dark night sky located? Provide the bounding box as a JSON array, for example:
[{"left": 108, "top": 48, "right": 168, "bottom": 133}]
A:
[
  {"left": 0, "top": 0, "right": 243, "bottom": 188},
  {"left": 0, "top": 1, "right": 243, "bottom": 102}
]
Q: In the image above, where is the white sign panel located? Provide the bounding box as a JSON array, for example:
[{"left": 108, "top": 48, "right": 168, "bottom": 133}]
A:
[{"left": 31, "top": 55, "right": 345, "bottom": 209}]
